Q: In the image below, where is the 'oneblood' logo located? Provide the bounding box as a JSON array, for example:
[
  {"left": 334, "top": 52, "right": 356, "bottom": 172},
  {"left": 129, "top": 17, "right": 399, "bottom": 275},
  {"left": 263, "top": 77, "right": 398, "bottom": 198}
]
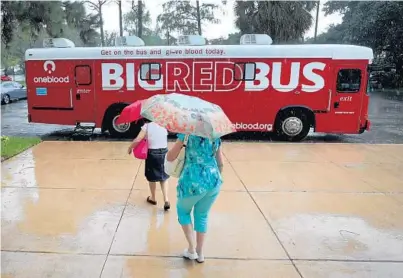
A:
[
  {"left": 43, "top": 60, "right": 56, "bottom": 74},
  {"left": 33, "top": 76, "right": 70, "bottom": 83},
  {"left": 33, "top": 60, "right": 70, "bottom": 83}
]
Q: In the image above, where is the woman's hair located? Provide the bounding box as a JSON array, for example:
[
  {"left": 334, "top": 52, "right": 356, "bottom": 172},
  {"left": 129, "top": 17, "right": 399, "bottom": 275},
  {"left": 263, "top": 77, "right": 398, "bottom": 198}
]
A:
[{"left": 143, "top": 118, "right": 151, "bottom": 124}]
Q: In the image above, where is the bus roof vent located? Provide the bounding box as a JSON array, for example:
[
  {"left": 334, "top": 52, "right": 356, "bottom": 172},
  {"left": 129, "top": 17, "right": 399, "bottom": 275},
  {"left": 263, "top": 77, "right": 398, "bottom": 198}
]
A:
[
  {"left": 240, "top": 34, "right": 273, "bottom": 45},
  {"left": 115, "top": 35, "right": 145, "bottom": 47},
  {"left": 177, "top": 35, "right": 206, "bottom": 46},
  {"left": 43, "top": 38, "right": 75, "bottom": 48}
]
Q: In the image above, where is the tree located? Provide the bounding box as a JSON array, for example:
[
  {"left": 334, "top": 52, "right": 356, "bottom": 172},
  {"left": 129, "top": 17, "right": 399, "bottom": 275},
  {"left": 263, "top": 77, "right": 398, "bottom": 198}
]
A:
[
  {"left": 156, "top": 1, "right": 219, "bottom": 36},
  {"left": 1, "top": 1, "right": 66, "bottom": 47},
  {"left": 63, "top": 1, "right": 101, "bottom": 46},
  {"left": 209, "top": 32, "right": 241, "bottom": 45},
  {"left": 313, "top": 1, "right": 320, "bottom": 41},
  {"left": 196, "top": 0, "right": 202, "bottom": 35},
  {"left": 104, "top": 31, "right": 118, "bottom": 46},
  {"left": 1, "top": 0, "right": 100, "bottom": 72},
  {"left": 85, "top": 0, "right": 110, "bottom": 46},
  {"left": 1, "top": 1, "right": 17, "bottom": 47},
  {"left": 1, "top": 24, "right": 53, "bottom": 72},
  {"left": 124, "top": 0, "right": 152, "bottom": 36},
  {"left": 234, "top": 1, "right": 316, "bottom": 43},
  {"left": 116, "top": 0, "right": 123, "bottom": 36},
  {"left": 76, "top": 14, "right": 101, "bottom": 46},
  {"left": 305, "top": 23, "right": 348, "bottom": 44},
  {"left": 137, "top": 0, "right": 143, "bottom": 38},
  {"left": 1, "top": 41, "right": 20, "bottom": 72},
  {"left": 142, "top": 33, "right": 166, "bottom": 46},
  {"left": 323, "top": 1, "right": 403, "bottom": 87}
]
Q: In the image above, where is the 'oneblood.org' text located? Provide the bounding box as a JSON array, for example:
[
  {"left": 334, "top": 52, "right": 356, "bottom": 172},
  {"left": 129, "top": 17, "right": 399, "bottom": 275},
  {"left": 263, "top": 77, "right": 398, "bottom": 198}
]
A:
[{"left": 233, "top": 122, "right": 273, "bottom": 131}]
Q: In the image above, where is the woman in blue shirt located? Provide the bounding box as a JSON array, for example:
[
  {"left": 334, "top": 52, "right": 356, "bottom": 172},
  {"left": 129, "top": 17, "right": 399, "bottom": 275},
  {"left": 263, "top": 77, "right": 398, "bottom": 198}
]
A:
[{"left": 166, "top": 133, "right": 224, "bottom": 263}]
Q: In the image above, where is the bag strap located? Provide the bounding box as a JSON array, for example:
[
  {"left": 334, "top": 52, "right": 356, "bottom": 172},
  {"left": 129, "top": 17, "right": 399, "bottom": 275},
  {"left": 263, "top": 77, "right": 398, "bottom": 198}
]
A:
[
  {"left": 144, "top": 123, "right": 149, "bottom": 141},
  {"left": 183, "top": 134, "right": 189, "bottom": 146}
]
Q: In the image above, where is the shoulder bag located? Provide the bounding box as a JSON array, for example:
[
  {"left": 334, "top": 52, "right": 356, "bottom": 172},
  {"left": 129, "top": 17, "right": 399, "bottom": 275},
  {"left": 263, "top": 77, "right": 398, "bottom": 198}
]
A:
[
  {"left": 164, "top": 134, "right": 189, "bottom": 178},
  {"left": 132, "top": 124, "right": 148, "bottom": 160}
]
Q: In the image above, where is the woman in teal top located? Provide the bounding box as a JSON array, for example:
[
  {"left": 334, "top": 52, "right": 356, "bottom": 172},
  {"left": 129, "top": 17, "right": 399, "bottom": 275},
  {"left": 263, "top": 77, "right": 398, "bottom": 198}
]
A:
[{"left": 166, "top": 133, "right": 224, "bottom": 263}]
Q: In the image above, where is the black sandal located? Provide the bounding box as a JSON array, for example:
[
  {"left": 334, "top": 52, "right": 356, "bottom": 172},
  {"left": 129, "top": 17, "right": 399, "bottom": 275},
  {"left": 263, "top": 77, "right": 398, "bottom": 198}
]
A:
[
  {"left": 164, "top": 201, "right": 170, "bottom": 211},
  {"left": 146, "top": 196, "right": 157, "bottom": 205}
]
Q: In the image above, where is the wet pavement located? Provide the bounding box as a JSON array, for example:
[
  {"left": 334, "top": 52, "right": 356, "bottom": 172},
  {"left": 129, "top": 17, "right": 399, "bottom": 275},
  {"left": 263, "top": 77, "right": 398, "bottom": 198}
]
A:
[
  {"left": 1, "top": 141, "right": 403, "bottom": 277},
  {"left": 1, "top": 101, "right": 74, "bottom": 138},
  {"left": 1, "top": 90, "right": 403, "bottom": 143}
]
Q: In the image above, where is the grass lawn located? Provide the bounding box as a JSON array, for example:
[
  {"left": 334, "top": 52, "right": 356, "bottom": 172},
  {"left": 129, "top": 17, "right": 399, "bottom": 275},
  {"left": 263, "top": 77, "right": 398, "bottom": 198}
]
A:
[{"left": 1, "top": 136, "right": 41, "bottom": 161}]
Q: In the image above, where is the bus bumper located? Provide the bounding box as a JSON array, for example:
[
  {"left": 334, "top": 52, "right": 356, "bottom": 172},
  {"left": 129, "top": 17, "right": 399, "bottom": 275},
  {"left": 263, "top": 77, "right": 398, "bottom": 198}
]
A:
[{"left": 359, "top": 120, "right": 370, "bottom": 134}]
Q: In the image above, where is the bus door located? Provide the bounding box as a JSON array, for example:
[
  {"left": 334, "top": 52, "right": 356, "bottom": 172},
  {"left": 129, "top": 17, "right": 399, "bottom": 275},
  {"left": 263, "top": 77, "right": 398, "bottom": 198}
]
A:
[
  {"left": 73, "top": 61, "right": 95, "bottom": 122},
  {"left": 28, "top": 61, "right": 74, "bottom": 110},
  {"left": 330, "top": 65, "right": 366, "bottom": 133}
]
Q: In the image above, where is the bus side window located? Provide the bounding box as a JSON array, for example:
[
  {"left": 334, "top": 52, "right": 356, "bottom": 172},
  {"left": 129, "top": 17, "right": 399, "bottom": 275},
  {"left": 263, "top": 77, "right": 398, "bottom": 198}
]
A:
[
  {"left": 75, "top": 65, "right": 92, "bottom": 86},
  {"left": 140, "top": 63, "right": 161, "bottom": 81},
  {"left": 234, "top": 62, "right": 256, "bottom": 81},
  {"left": 336, "top": 69, "right": 361, "bottom": 93}
]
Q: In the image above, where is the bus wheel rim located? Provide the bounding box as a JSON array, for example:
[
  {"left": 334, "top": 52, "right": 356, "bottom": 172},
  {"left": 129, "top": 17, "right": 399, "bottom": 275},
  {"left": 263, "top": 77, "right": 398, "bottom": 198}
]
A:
[
  {"left": 282, "top": 117, "right": 303, "bottom": 136},
  {"left": 112, "top": 115, "right": 130, "bottom": 133}
]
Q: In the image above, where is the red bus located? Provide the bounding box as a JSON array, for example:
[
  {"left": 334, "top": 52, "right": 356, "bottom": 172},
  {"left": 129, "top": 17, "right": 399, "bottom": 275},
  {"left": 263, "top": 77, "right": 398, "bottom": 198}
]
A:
[{"left": 25, "top": 34, "right": 373, "bottom": 141}]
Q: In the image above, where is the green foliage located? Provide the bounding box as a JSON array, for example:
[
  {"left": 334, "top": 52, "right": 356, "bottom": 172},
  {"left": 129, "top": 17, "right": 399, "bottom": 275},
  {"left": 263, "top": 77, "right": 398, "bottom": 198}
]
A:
[
  {"left": 322, "top": 1, "right": 358, "bottom": 16},
  {"left": 321, "top": 1, "right": 403, "bottom": 87},
  {"left": 305, "top": 24, "right": 348, "bottom": 44},
  {"left": 1, "top": 136, "right": 42, "bottom": 160},
  {"left": 234, "top": 1, "right": 315, "bottom": 43},
  {"left": 1, "top": 23, "right": 49, "bottom": 71},
  {"left": 1, "top": 1, "right": 100, "bottom": 71},
  {"left": 1, "top": 1, "right": 74, "bottom": 44},
  {"left": 209, "top": 32, "right": 242, "bottom": 45},
  {"left": 104, "top": 31, "right": 118, "bottom": 46},
  {"left": 64, "top": 1, "right": 101, "bottom": 46},
  {"left": 85, "top": 0, "right": 111, "bottom": 46},
  {"left": 1, "top": 42, "right": 19, "bottom": 69},
  {"left": 156, "top": 1, "right": 220, "bottom": 36},
  {"left": 124, "top": 1, "right": 152, "bottom": 36},
  {"left": 142, "top": 34, "right": 167, "bottom": 46}
]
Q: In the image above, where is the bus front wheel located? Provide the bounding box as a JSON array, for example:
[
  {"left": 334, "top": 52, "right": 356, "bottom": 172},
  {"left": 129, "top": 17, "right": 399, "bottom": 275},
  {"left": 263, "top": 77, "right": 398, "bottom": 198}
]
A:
[{"left": 274, "top": 108, "right": 312, "bottom": 142}]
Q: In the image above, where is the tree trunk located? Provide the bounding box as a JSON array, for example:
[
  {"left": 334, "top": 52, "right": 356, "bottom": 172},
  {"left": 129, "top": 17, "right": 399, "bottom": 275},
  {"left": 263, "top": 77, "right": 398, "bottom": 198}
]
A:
[
  {"left": 118, "top": 0, "right": 123, "bottom": 37},
  {"left": 314, "top": 1, "right": 320, "bottom": 42},
  {"left": 99, "top": 4, "right": 105, "bottom": 46},
  {"left": 196, "top": 0, "right": 202, "bottom": 35},
  {"left": 137, "top": 0, "right": 143, "bottom": 38}
]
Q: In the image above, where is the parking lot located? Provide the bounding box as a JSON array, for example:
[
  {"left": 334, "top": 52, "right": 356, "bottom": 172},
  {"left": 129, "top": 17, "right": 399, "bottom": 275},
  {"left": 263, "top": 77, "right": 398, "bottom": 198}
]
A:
[
  {"left": 1, "top": 141, "right": 403, "bottom": 277},
  {"left": 1, "top": 88, "right": 403, "bottom": 277}
]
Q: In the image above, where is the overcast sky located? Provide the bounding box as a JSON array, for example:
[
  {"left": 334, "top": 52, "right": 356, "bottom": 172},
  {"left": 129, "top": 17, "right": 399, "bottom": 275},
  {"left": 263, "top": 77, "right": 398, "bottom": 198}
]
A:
[{"left": 99, "top": 0, "right": 343, "bottom": 40}]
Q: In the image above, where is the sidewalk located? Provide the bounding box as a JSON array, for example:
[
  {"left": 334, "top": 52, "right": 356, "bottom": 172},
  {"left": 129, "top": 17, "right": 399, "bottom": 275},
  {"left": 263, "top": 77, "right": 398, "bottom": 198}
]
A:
[{"left": 1, "top": 141, "right": 403, "bottom": 277}]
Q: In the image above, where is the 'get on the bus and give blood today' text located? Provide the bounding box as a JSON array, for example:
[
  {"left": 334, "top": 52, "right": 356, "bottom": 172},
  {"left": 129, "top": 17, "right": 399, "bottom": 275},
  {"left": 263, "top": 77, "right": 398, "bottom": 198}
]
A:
[{"left": 100, "top": 48, "right": 225, "bottom": 56}]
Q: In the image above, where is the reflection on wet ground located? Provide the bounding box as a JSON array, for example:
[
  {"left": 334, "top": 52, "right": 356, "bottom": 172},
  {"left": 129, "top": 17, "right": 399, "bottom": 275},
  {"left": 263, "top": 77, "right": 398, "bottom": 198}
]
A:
[{"left": 1, "top": 141, "right": 403, "bottom": 277}]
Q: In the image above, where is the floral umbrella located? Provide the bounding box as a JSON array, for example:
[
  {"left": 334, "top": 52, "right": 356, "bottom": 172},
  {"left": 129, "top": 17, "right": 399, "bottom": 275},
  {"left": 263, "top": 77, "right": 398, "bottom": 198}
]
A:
[{"left": 140, "top": 93, "right": 236, "bottom": 139}]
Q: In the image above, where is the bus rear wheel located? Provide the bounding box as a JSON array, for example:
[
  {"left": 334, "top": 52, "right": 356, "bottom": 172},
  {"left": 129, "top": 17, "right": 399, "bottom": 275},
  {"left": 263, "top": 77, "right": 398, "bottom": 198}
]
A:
[
  {"left": 275, "top": 108, "right": 311, "bottom": 142},
  {"left": 106, "top": 105, "right": 141, "bottom": 138}
]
